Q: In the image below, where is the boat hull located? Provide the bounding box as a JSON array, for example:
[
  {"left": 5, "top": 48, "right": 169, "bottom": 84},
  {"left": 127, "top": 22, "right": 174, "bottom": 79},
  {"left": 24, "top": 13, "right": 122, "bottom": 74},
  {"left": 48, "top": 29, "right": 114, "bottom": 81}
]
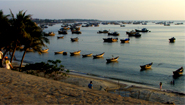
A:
[
  {"left": 140, "top": 62, "right": 153, "bottom": 69},
  {"left": 70, "top": 50, "right": 81, "bottom": 55},
  {"left": 106, "top": 56, "right": 119, "bottom": 62},
  {"left": 93, "top": 52, "right": 105, "bottom": 58},
  {"left": 82, "top": 53, "right": 93, "bottom": 57},
  {"left": 55, "top": 51, "right": 64, "bottom": 54}
]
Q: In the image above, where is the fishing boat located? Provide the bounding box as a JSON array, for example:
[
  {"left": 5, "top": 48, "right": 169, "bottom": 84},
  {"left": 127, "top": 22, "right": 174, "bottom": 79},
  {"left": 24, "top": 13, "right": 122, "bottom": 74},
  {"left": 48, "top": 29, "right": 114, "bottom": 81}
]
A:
[
  {"left": 120, "top": 24, "right": 125, "bottom": 27},
  {"left": 169, "top": 37, "right": 175, "bottom": 42},
  {"left": 173, "top": 67, "right": 183, "bottom": 76},
  {"left": 54, "top": 51, "right": 64, "bottom": 54},
  {"left": 41, "top": 48, "right": 49, "bottom": 53},
  {"left": 106, "top": 56, "right": 119, "bottom": 62},
  {"left": 70, "top": 50, "right": 81, "bottom": 55},
  {"left": 97, "top": 30, "right": 109, "bottom": 33},
  {"left": 108, "top": 31, "right": 120, "bottom": 36},
  {"left": 72, "top": 30, "right": 82, "bottom": 34},
  {"left": 127, "top": 31, "right": 141, "bottom": 37},
  {"left": 58, "top": 30, "right": 67, "bottom": 34},
  {"left": 71, "top": 37, "right": 79, "bottom": 42},
  {"left": 140, "top": 62, "right": 153, "bottom": 69},
  {"left": 82, "top": 53, "right": 93, "bottom": 57},
  {"left": 135, "top": 28, "right": 150, "bottom": 32},
  {"left": 44, "top": 32, "right": 55, "bottom": 36},
  {"left": 120, "top": 38, "right": 130, "bottom": 43},
  {"left": 103, "top": 38, "right": 118, "bottom": 42},
  {"left": 57, "top": 36, "right": 64, "bottom": 39},
  {"left": 93, "top": 52, "right": 105, "bottom": 58}
]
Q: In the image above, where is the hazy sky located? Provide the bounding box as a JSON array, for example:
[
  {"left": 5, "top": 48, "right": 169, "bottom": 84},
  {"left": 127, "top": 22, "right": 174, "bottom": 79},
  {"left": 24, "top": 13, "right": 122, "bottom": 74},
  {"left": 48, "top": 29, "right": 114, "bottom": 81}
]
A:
[{"left": 0, "top": 0, "right": 185, "bottom": 20}]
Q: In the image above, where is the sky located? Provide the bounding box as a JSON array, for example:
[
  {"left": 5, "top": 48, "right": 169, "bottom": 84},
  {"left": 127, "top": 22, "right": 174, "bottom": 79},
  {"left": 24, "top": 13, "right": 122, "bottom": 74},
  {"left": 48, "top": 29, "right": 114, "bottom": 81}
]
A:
[{"left": 0, "top": 0, "right": 185, "bottom": 20}]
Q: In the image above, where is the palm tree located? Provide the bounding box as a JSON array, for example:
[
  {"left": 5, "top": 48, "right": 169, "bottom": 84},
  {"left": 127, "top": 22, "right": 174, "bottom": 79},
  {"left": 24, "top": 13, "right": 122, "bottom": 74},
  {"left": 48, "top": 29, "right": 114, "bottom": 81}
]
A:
[
  {"left": 0, "top": 10, "right": 12, "bottom": 59},
  {"left": 19, "top": 20, "right": 49, "bottom": 71},
  {"left": 9, "top": 10, "right": 32, "bottom": 63}
]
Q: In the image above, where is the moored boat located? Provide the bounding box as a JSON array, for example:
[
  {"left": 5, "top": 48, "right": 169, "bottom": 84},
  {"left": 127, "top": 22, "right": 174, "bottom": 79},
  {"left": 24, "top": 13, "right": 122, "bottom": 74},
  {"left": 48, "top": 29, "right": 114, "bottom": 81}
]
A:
[
  {"left": 54, "top": 51, "right": 64, "bottom": 54},
  {"left": 72, "top": 30, "right": 82, "bottom": 34},
  {"left": 41, "top": 48, "right": 49, "bottom": 53},
  {"left": 135, "top": 28, "right": 150, "bottom": 32},
  {"left": 120, "top": 38, "right": 130, "bottom": 43},
  {"left": 71, "top": 37, "right": 79, "bottom": 42},
  {"left": 93, "top": 52, "right": 105, "bottom": 58},
  {"left": 82, "top": 53, "right": 93, "bottom": 57},
  {"left": 44, "top": 32, "right": 55, "bottom": 36},
  {"left": 173, "top": 67, "right": 183, "bottom": 76},
  {"left": 140, "top": 62, "right": 153, "bottom": 69},
  {"left": 103, "top": 38, "right": 118, "bottom": 42},
  {"left": 106, "top": 56, "right": 119, "bottom": 62},
  {"left": 57, "top": 36, "right": 64, "bottom": 39},
  {"left": 127, "top": 31, "right": 141, "bottom": 37},
  {"left": 70, "top": 50, "right": 81, "bottom": 55},
  {"left": 97, "top": 30, "right": 109, "bottom": 33},
  {"left": 58, "top": 30, "right": 67, "bottom": 34},
  {"left": 108, "top": 31, "right": 120, "bottom": 36},
  {"left": 169, "top": 37, "right": 175, "bottom": 42}
]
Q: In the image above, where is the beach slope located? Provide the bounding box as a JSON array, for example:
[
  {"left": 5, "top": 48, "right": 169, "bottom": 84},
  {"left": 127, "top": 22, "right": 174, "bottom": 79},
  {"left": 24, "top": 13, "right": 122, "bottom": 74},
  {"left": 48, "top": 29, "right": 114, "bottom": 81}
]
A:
[{"left": 0, "top": 68, "right": 163, "bottom": 104}]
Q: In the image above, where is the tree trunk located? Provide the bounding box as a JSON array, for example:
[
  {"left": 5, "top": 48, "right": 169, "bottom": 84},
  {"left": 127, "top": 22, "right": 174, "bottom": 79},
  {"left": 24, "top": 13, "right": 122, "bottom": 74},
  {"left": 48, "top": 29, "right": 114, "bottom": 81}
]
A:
[
  {"left": 19, "top": 49, "right": 27, "bottom": 71},
  {"left": 10, "top": 43, "right": 17, "bottom": 63}
]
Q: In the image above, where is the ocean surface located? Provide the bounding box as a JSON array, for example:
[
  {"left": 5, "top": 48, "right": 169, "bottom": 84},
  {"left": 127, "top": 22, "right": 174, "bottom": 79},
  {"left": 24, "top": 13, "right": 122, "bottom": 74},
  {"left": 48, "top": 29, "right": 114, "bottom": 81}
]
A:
[{"left": 14, "top": 21, "right": 185, "bottom": 93}]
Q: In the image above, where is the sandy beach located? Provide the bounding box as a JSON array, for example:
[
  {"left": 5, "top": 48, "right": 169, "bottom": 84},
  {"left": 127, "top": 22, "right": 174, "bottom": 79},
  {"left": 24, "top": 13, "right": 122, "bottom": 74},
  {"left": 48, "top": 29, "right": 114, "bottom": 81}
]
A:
[{"left": 0, "top": 66, "right": 185, "bottom": 104}]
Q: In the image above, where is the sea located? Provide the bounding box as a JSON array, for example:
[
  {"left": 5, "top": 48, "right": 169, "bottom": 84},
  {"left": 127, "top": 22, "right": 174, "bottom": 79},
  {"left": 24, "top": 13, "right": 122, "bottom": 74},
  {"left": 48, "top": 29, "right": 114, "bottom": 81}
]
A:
[{"left": 14, "top": 20, "right": 185, "bottom": 93}]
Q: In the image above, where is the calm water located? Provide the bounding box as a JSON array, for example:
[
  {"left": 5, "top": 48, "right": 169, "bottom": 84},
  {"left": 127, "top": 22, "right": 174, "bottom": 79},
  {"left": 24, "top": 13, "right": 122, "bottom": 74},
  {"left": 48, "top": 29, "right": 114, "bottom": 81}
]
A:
[{"left": 15, "top": 21, "right": 185, "bottom": 93}]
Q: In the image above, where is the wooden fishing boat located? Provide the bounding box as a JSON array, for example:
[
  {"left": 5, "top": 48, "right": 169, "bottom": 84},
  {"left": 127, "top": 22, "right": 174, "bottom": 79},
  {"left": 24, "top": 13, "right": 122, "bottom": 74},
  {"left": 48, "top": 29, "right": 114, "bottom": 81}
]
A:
[
  {"left": 93, "top": 52, "right": 105, "bottom": 58},
  {"left": 72, "top": 30, "right": 82, "bottom": 34},
  {"left": 44, "top": 32, "right": 55, "bottom": 36},
  {"left": 173, "top": 67, "right": 183, "bottom": 76},
  {"left": 106, "top": 56, "right": 119, "bottom": 62},
  {"left": 135, "top": 28, "right": 150, "bottom": 32},
  {"left": 108, "top": 31, "right": 120, "bottom": 36},
  {"left": 169, "top": 37, "right": 175, "bottom": 42},
  {"left": 71, "top": 37, "right": 79, "bottom": 42},
  {"left": 41, "top": 48, "right": 49, "bottom": 53},
  {"left": 54, "top": 51, "right": 64, "bottom": 54},
  {"left": 97, "top": 30, "right": 109, "bottom": 33},
  {"left": 57, "top": 36, "right": 64, "bottom": 39},
  {"left": 103, "top": 38, "right": 118, "bottom": 42},
  {"left": 120, "top": 38, "right": 130, "bottom": 43},
  {"left": 127, "top": 32, "right": 141, "bottom": 37},
  {"left": 58, "top": 30, "right": 67, "bottom": 34},
  {"left": 70, "top": 50, "right": 81, "bottom": 55},
  {"left": 82, "top": 53, "right": 93, "bottom": 57},
  {"left": 140, "top": 62, "right": 153, "bottom": 69}
]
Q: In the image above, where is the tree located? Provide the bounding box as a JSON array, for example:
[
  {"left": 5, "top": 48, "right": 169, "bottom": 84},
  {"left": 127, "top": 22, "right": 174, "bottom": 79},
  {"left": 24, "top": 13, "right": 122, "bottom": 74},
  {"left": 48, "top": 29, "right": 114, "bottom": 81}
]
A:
[
  {"left": 19, "top": 22, "right": 49, "bottom": 71},
  {"left": 9, "top": 10, "right": 32, "bottom": 63}
]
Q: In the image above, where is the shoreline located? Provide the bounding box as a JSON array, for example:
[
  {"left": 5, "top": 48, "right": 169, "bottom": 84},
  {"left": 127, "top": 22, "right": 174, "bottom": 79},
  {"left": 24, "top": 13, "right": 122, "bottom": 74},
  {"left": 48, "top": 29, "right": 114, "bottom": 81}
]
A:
[{"left": 10, "top": 60, "right": 185, "bottom": 104}]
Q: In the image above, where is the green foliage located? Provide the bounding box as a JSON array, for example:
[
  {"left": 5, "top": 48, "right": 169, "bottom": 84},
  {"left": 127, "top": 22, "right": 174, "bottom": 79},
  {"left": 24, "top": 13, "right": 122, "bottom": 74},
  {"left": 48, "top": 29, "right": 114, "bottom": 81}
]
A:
[{"left": 22, "top": 59, "right": 69, "bottom": 79}]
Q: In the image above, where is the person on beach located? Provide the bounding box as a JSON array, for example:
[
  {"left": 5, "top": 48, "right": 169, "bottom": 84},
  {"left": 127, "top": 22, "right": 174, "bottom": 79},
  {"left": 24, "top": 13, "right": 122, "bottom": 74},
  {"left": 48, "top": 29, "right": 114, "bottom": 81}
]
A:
[
  {"left": 4, "top": 56, "right": 13, "bottom": 70},
  {"left": 159, "top": 82, "right": 162, "bottom": 90},
  {"left": 0, "top": 49, "right": 3, "bottom": 67},
  {"left": 88, "top": 81, "right": 93, "bottom": 89}
]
